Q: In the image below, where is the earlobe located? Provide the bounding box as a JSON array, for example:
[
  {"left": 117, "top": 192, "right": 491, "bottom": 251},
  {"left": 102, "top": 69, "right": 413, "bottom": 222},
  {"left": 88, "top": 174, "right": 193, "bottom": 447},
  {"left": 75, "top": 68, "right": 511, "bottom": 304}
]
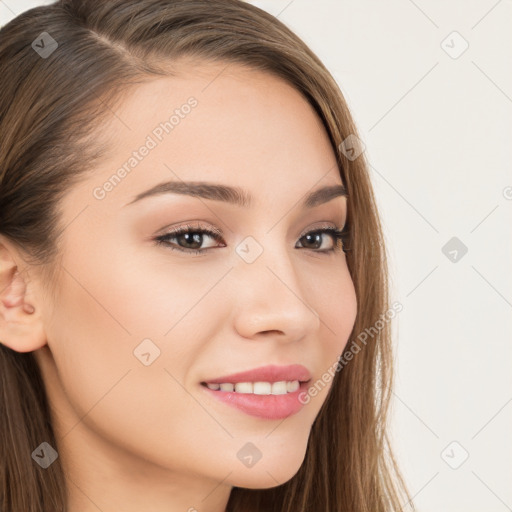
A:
[{"left": 0, "top": 242, "right": 47, "bottom": 353}]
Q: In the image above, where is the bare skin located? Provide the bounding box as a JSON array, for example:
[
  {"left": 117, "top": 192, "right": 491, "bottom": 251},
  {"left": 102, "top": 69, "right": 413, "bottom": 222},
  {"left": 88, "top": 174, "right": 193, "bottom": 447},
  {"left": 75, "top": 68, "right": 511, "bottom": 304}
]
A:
[{"left": 0, "top": 61, "right": 357, "bottom": 512}]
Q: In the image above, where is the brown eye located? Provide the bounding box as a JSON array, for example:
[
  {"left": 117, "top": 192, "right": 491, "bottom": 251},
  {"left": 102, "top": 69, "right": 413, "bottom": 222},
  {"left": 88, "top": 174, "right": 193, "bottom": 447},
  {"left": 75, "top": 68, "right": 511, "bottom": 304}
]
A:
[
  {"left": 154, "top": 224, "right": 225, "bottom": 255},
  {"left": 154, "top": 224, "right": 349, "bottom": 256},
  {"left": 296, "top": 228, "right": 348, "bottom": 254}
]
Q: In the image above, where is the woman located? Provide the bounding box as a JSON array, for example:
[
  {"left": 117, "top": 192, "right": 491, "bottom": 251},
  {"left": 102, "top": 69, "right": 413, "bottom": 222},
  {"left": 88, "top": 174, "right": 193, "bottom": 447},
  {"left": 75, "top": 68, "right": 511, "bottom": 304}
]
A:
[{"left": 0, "top": 0, "right": 413, "bottom": 510}]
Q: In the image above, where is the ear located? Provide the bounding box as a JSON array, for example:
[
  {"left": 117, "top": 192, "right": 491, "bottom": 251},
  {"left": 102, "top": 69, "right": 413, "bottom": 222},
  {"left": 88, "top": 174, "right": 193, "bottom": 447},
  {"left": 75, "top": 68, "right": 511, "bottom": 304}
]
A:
[{"left": 0, "top": 236, "right": 47, "bottom": 353}]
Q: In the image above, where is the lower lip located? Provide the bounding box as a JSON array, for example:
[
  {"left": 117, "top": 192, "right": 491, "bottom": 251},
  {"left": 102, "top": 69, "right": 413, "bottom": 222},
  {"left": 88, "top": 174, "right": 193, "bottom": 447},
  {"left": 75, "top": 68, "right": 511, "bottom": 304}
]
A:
[{"left": 201, "top": 381, "right": 310, "bottom": 420}]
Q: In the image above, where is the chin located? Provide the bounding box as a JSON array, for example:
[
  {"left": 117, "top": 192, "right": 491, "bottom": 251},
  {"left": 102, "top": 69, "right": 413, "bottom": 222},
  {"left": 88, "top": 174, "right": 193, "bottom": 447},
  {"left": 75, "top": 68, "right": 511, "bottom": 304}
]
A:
[
  {"left": 226, "top": 452, "right": 306, "bottom": 490},
  {"left": 229, "top": 470, "right": 298, "bottom": 490}
]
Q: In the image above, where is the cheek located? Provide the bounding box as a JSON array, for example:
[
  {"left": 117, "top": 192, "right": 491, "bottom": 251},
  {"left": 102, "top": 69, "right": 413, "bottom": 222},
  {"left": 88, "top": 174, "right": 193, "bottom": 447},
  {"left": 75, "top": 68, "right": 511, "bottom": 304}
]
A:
[
  {"left": 311, "top": 262, "right": 358, "bottom": 355},
  {"left": 45, "top": 233, "right": 224, "bottom": 418},
  {"left": 44, "top": 252, "right": 223, "bottom": 471},
  {"left": 300, "top": 264, "right": 357, "bottom": 407},
  {"left": 335, "top": 272, "right": 358, "bottom": 352}
]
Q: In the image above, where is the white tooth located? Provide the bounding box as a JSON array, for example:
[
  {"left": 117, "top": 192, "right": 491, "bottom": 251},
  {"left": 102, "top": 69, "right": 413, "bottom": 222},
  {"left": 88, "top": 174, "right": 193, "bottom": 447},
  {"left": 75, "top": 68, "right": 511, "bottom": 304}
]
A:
[
  {"left": 253, "top": 382, "right": 272, "bottom": 395},
  {"left": 286, "top": 380, "right": 300, "bottom": 392},
  {"left": 214, "top": 381, "right": 300, "bottom": 394},
  {"left": 271, "top": 381, "right": 288, "bottom": 395},
  {"left": 234, "top": 382, "right": 253, "bottom": 393}
]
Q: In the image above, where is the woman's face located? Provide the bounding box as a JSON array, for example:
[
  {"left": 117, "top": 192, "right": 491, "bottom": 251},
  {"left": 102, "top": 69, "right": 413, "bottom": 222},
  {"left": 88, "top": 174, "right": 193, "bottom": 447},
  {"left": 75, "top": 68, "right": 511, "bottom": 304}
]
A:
[{"left": 33, "top": 61, "right": 357, "bottom": 503}]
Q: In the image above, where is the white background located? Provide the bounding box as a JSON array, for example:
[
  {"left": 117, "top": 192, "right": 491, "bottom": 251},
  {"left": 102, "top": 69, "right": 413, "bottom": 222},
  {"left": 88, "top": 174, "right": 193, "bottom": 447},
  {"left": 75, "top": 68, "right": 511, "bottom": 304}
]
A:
[{"left": 1, "top": 1, "right": 511, "bottom": 511}]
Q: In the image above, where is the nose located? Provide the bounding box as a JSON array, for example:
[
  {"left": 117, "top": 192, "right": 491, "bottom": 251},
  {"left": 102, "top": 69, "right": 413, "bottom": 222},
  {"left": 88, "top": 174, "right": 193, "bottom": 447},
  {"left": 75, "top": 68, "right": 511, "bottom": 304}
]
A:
[{"left": 230, "top": 246, "right": 321, "bottom": 343}]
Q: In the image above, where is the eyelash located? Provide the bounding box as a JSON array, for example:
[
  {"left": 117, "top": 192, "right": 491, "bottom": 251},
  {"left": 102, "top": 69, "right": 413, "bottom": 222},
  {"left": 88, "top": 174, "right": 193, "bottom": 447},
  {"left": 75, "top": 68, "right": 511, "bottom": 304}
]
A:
[{"left": 154, "top": 223, "right": 351, "bottom": 256}]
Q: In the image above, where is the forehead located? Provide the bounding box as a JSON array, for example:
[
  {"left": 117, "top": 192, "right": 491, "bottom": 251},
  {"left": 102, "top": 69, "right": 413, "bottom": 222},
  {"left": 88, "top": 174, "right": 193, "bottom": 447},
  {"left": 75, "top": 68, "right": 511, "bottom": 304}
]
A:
[{"left": 62, "top": 60, "right": 343, "bottom": 216}]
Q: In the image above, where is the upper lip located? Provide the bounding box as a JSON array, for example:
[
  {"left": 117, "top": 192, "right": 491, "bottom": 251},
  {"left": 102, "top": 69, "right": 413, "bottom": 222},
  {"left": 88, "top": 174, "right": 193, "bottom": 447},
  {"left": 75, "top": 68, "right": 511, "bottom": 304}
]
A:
[{"left": 202, "top": 364, "right": 312, "bottom": 384}]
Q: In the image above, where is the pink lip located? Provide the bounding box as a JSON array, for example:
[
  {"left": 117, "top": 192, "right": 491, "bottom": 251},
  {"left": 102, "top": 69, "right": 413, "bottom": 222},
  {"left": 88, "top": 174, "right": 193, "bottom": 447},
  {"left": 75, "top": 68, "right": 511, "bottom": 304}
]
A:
[
  {"left": 201, "top": 364, "right": 312, "bottom": 385},
  {"left": 201, "top": 380, "right": 310, "bottom": 420}
]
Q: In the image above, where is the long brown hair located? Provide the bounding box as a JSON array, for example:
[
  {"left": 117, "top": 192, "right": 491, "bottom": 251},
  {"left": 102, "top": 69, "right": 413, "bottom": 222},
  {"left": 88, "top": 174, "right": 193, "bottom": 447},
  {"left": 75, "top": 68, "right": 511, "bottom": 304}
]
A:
[{"left": 0, "top": 1, "right": 414, "bottom": 510}]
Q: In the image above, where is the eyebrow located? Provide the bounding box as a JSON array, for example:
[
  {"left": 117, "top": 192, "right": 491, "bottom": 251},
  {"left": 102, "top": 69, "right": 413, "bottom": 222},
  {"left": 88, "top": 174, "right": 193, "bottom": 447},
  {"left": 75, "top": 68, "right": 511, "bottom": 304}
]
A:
[{"left": 124, "top": 180, "right": 347, "bottom": 209}]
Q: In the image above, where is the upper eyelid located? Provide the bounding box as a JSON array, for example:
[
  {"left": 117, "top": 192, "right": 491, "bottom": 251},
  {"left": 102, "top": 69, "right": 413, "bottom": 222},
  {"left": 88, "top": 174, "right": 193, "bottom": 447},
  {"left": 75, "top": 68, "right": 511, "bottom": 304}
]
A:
[{"left": 160, "top": 221, "right": 346, "bottom": 238}]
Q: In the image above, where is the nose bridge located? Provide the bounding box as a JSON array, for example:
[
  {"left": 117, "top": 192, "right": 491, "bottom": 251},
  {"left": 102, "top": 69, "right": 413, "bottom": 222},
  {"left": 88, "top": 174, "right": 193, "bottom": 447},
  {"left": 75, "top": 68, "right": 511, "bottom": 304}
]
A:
[{"left": 230, "top": 237, "right": 320, "bottom": 339}]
